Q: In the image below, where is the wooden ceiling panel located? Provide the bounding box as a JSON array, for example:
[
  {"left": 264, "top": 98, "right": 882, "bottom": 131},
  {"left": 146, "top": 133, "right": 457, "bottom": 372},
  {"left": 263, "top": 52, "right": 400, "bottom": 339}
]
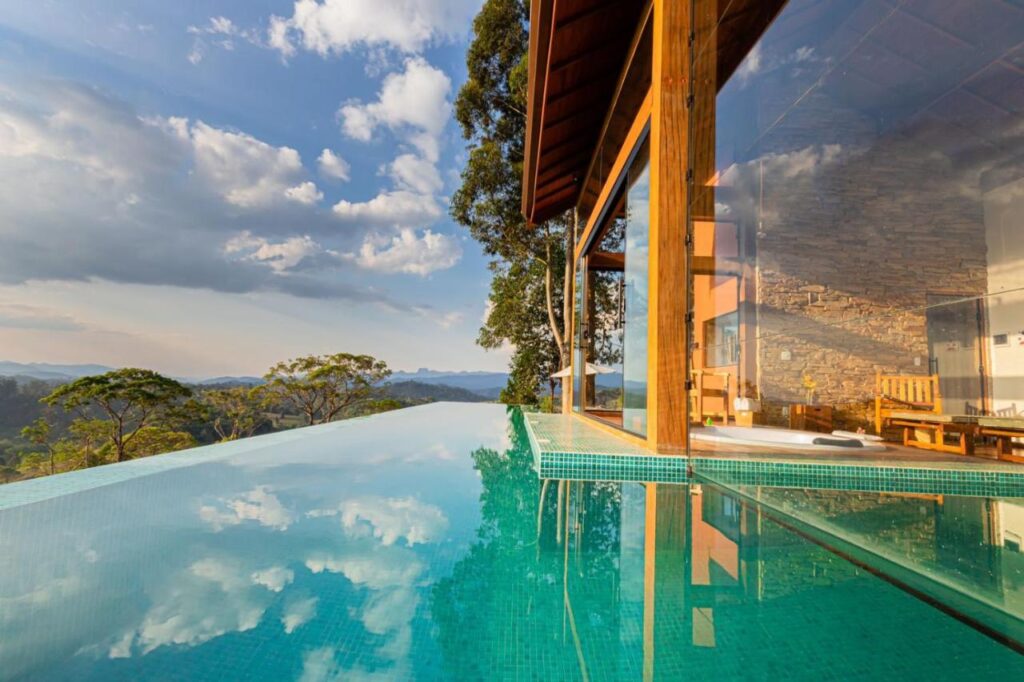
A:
[{"left": 523, "top": 0, "right": 645, "bottom": 225}]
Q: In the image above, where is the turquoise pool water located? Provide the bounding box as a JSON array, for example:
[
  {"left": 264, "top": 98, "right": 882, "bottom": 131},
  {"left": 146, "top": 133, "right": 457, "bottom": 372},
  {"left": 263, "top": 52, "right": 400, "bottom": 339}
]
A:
[{"left": 1, "top": 403, "right": 1022, "bottom": 680}]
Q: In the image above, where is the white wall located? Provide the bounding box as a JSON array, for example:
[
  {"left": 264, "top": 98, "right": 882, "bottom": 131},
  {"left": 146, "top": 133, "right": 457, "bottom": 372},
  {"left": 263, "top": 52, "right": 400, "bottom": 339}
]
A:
[{"left": 983, "top": 178, "right": 1024, "bottom": 416}]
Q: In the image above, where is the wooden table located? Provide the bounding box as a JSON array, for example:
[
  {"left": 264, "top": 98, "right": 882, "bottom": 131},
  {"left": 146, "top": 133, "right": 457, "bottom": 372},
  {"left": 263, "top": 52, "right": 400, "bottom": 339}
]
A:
[
  {"left": 977, "top": 417, "right": 1024, "bottom": 463},
  {"left": 887, "top": 411, "right": 978, "bottom": 456}
]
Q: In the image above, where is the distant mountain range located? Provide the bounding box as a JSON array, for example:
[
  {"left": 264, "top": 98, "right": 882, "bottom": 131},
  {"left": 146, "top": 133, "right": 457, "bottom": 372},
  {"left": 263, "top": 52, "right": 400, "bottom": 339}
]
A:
[
  {"left": 0, "top": 361, "right": 116, "bottom": 383},
  {"left": 386, "top": 369, "right": 508, "bottom": 398},
  {"left": 0, "top": 362, "right": 509, "bottom": 399}
]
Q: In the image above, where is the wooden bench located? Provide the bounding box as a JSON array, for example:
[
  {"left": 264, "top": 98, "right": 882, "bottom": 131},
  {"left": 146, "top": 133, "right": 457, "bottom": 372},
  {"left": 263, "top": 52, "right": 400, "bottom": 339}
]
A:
[
  {"left": 875, "top": 372, "right": 942, "bottom": 435},
  {"left": 977, "top": 416, "right": 1024, "bottom": 463}
]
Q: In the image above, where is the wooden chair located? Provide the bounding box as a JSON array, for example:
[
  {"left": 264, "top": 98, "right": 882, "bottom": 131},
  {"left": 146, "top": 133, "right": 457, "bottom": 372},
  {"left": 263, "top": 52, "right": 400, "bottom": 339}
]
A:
[
  {"left": 690, "top": 370, "right": 730, "bottom": 424},
  {"left": 874, "top": 371, "right": 942, "bottom": 435}
]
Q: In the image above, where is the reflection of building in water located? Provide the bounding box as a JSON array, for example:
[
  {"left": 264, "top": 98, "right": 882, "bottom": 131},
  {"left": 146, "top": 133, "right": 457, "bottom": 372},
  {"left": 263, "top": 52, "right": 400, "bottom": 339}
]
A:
[{"left": 550, "top": 480, "right": 1024, "bottom": 677}]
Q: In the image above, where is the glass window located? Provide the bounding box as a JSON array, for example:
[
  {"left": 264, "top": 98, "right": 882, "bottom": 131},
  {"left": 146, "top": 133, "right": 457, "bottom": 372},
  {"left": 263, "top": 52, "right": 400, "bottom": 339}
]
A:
[
  {"left": 622, "top": 141, "right": 650, "bottom": 436},
  {"left": 689, "top": 0, "right": 1024, "bottom": 451},
  {"left": 704, "top": 312, "right": 739, "bottom": 368},
  {"left": 573, "top": 260, "right": 584, "bottom": 413}
]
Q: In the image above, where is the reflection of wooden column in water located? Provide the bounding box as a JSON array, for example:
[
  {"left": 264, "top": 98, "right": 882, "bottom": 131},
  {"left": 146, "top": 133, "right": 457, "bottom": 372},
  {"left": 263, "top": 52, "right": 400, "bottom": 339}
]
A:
[
  {"left": 643, "top": 483, "right": 657, "bottom": 682},
  {"left": 643, "top": 483, "right": 690, "bottom": 679},
  {"left": 561, "top": 480, "right": 589, "bottom": 682}
]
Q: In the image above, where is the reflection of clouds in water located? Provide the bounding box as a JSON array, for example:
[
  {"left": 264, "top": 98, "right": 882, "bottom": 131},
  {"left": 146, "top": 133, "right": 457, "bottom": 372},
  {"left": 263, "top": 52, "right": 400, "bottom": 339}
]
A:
[
  {"left": 117, "top": 558, "right": 271, "bottom": 656},
  {"left": 303, "top": 537, "right": 433, "bottom": 679},
  {"left": 305, "top": 546, "right": 425, "bottom": 590},
  {"left": 0, "top": 574, "right": 86, "bottom": 669},
  {"left": 308, "top": 495, "right": 448, "bottom": 546},
  {"left": 299, "top": 646, "right": 406, "bottom": 682},
  {"left": 199, "top": 485, "right": 296, "bottom": 531},
  {"left": 341, "top": 497, "right": 447, "bottom": 546},
  {"left": 252, "top": 565, "right": 295, "bottom": 592},
  {"left": 282, "top": 595, "right": 318, "bottom": 634},
  {"left": 110, "top": 558, "right": 304, "bottom": 658}
]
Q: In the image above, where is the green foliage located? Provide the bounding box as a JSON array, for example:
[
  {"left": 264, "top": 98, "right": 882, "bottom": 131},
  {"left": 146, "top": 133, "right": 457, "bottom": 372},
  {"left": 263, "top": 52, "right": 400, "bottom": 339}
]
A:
[
  {"left": 65, "top": 418, "right": 113, "bottom": 468},
  {"left": 453, "top": 0, "right": 572, "bottom": 405},
  {"left": 483, "top": 259, "right": 562, "bottom": 405},
  {"left": 259, "top": 353, "right": 391, "bottom": 425},
  {"left": 42, "top": 368, "right": 192, "bottom": 462},
  {"left": 20, "top": 417, "right": 56, "bottom": 475},
  {"left": 122, "top": 426, "right": 197, "bottom": 459},
  {"left": 359, "top": 398, "right": 405, "bottom": 416},
  {"left": 201, "top": 387, "right": 266, "bottom": 441}
]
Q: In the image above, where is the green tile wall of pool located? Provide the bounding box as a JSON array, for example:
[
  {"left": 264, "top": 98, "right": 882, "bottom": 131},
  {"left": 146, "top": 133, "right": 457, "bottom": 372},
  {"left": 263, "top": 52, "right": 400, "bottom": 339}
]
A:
[{"left": 524, "top": 414, "right": 1024, "bottom": 497}]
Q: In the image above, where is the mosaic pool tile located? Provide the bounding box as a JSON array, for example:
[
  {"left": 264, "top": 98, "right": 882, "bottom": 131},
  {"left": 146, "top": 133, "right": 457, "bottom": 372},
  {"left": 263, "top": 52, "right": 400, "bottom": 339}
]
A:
[
  {"left": 524, "top": 413, "right": 1024, "bottom": 497},
  {"left": 0, "top": 420, "right": 340, "bottom": 510}
]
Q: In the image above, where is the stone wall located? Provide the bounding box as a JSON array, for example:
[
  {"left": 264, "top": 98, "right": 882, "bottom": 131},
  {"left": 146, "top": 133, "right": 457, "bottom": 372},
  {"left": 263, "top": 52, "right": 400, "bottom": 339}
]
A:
[{"left": 740, "top": 89, "right": 988, "bottom": 430}]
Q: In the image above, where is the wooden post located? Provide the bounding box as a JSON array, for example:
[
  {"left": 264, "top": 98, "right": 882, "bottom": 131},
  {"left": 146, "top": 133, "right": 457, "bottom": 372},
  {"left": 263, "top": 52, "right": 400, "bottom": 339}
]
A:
[{"left": 649, "top": 0, "right": 692, "bottom": 453}]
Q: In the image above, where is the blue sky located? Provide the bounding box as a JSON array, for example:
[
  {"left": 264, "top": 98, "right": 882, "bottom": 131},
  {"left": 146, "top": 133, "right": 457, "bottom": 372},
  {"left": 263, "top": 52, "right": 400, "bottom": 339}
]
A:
[{"left": 0, "top": 0, "right": 508, "bottom": 377}]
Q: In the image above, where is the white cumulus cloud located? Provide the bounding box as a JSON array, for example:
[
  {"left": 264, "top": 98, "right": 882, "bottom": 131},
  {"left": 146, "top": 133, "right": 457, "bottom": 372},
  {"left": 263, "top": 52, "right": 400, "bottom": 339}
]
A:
[
  {"left": 332, "top": 190, "right": 442, "bottom": 228},
  {"left": 338, "top": 57, "right": 451, "bottom": 162},
  {"left": 189, "top": 121, "right": 307, "bottom": 208},
  {"left": 388, "top": 153, "right": 442, "bottom": 194},
  {"left": 225, "top": 231, "right": 331, "bottom": 273},
  {"left": 285, "top": 181, "right": 324, "bottom": 205},
  {"left": 267, "top": 0, "right": 479, "bottom": 57},
  {"left": 354, "top": 229, "right": 461, "bottom": 276},
  {"left": 317, "top": 148, "right": 351, "bottom": 182}
]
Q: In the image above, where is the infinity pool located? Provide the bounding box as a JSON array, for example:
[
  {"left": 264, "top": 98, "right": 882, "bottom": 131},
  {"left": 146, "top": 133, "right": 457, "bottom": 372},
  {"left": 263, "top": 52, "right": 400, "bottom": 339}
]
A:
[{"left": 1, "top": 403, "right": 1022, "bottom": 680}]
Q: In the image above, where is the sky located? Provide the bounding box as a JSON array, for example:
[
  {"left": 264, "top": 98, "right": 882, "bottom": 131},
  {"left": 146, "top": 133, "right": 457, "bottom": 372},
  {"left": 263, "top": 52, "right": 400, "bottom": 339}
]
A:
[{"left": 0, "top": 0, "right": 509, "bottom": 378}]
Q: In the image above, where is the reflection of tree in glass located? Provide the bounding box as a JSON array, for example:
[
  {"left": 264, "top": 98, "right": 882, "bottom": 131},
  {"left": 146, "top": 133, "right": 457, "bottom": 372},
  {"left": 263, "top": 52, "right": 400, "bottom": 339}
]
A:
[
  {"left": 588, "top": 270, "right": 624, "bottom": 367},
  {"left": 430, "top": 410, "right": 627, "bottom": 678}
]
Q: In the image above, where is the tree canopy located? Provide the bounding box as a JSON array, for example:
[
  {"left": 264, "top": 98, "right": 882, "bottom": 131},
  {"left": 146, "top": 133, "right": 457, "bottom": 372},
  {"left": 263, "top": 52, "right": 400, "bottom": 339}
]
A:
[
  {"left": 259, "top": 353, "right": 391, "bottom": 425},
  {"left": 453, "top": 0, "right": 573, "bottom": 406},
  {"left": 202, "top": 386, "right": 266, "bottom": 441},
  {"left": 42, "top": 368, "right": 192, "bottom": 462}
]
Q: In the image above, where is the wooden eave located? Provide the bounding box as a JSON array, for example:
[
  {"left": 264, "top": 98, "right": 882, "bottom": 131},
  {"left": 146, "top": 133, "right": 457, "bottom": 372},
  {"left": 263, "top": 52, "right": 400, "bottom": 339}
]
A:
[{"left": 523, "top": 0, "right": 646, "bottom": 225}]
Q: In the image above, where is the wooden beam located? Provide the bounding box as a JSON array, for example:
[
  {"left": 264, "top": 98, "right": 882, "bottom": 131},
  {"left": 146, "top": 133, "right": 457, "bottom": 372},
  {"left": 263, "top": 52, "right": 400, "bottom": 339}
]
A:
[
  {"left": 588, "top": 251, "right": 626, "bottom": 271},
  {"left": 550, "top": 40, "right": 612, "bottom": 74},
  {"left": 534, "top": 185, "right": 581, "bottom": 222},
  {"left": 574, "top": 90, "right": 653, "bottom": 263},
  {"left": 523, "top": 0, "right": 556, "bottom": 222},
  {"left": 648, "top": 0, "right": 691, "bottom": 454},
  {"left": 557, "top": 0, "right": 619, "bottom": 31},
  {"left": 691, "top": 255, "right": 741, "bottom": 277},
  {"left": 578, "top": 2, "right": 654, "bottom": 224},
  {"left": 534, "top": 173, "right": 579, "bottom": 206},
  {"left": 544, "top": 71, "right": 610, "bottom": 108}
]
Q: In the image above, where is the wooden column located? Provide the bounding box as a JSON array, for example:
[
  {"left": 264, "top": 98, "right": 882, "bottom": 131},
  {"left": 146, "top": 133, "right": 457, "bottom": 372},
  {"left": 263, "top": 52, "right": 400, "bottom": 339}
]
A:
[{"left": 648, "top": 0, "right": 692, "bottom": 453}]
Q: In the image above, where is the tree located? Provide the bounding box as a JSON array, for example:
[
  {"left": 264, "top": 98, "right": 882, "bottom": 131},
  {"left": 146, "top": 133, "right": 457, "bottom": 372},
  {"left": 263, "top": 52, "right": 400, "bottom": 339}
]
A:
[
  {"left": 452, "top": 0, "right": 574, "bottom": 405},
  {"left": 122, "top": 426, "right": 197, "bottom": 459},
  {"left": 65, "top": 418, "right": 112, "bottom": 468},
  {"left": 42, "top": 368, "right": 192, "bottom": 463},
  {"left": 202, "top": 387, "right": 266, "bottom": 441},
  {"left": 21, "top": 417, "right": 57, "bottom": 475},
  {"left": 259, "top": 353, "right": 391, "bottom": 426}
]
